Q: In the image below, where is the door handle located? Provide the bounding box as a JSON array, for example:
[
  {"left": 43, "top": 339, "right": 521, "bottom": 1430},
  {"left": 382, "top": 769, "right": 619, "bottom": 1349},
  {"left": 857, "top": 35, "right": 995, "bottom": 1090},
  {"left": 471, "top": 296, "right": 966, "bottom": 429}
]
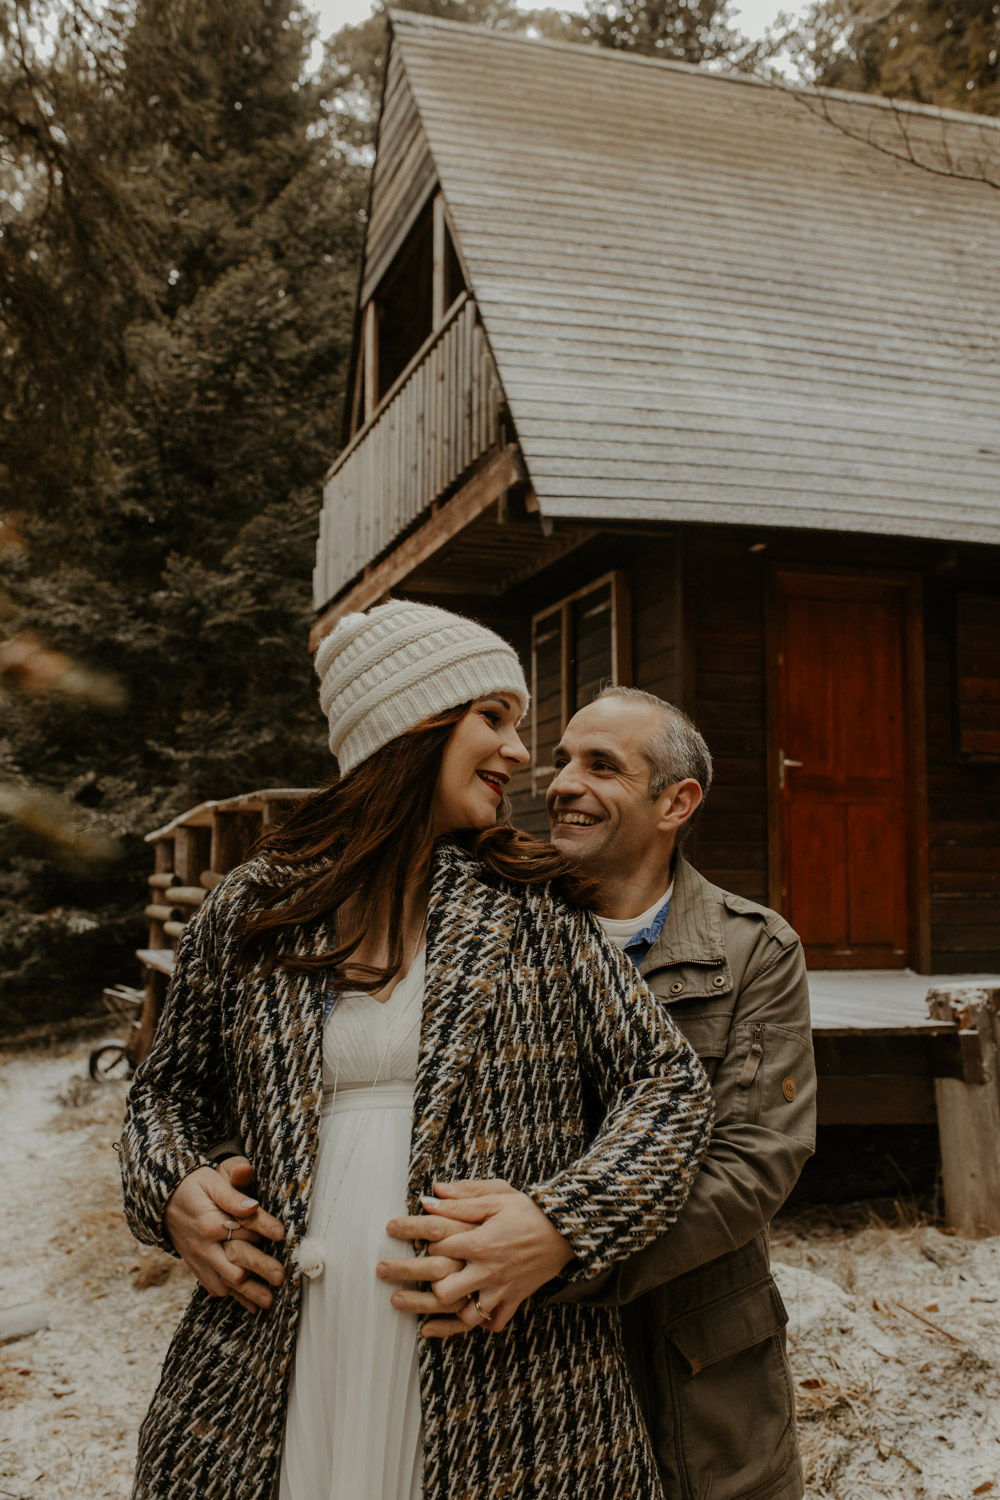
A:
[{"left": 779, "top": 753, "right": 803, "bottom": 790}]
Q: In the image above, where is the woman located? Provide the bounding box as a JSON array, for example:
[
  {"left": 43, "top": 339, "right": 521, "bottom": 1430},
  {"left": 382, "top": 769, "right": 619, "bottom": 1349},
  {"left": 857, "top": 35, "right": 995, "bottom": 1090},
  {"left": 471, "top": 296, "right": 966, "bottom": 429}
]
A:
[{"left": 121, "top": 600, "right": 713, "bottom": 1500}]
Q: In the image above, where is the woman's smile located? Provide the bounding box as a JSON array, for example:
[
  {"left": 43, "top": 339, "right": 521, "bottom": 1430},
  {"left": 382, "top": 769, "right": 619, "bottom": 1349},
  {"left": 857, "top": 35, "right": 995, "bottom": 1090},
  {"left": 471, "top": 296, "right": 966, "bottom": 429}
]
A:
[{"left": 476, "top": 769, "right": 509, "bottom": 799}]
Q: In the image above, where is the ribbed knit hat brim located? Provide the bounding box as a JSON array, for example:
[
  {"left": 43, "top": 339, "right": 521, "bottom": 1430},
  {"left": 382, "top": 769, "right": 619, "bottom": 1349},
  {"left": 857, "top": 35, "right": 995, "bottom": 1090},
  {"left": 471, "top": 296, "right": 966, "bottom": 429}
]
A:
[{"left": 315, "top": 600, "right": 529, "bottom": 774}]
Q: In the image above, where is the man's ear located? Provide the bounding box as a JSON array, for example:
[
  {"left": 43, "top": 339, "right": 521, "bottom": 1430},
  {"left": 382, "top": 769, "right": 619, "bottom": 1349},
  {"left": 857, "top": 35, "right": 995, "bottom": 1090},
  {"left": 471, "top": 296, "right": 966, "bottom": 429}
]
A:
[{"left": 655, "top": 778, "right": 703, "bottom": 836}]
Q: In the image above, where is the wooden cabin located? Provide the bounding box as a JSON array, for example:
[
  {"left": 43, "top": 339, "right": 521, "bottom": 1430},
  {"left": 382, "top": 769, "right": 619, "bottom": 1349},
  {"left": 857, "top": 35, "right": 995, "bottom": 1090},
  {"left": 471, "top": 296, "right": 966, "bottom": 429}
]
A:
[
  {"left": 309, "top": 15, "right": 1000, "bottom": 1224},
  {"left": 314, "top": 11, "right": 1000, "bottom": 978}
]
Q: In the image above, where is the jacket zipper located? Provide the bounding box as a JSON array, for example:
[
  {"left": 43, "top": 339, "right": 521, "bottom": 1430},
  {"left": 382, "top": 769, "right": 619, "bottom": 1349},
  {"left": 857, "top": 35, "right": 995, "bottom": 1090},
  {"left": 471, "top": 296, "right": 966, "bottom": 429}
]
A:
[{"left": 738, "top": 1022, "right": 765, "bottom": 1123}]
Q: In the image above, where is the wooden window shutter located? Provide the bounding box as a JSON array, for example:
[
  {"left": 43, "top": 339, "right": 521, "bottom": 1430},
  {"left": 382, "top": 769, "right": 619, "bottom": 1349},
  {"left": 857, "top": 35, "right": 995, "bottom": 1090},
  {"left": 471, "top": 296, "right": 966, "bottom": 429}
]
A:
[
  {"left": 530, "top": 609, "right": 566, "bottom": 797},
  {"left": 956, "top": 591, "right": 1000, "bottom": 757},
  {"left": 530, "top": 572, "right": 632, "bottom": 797}
]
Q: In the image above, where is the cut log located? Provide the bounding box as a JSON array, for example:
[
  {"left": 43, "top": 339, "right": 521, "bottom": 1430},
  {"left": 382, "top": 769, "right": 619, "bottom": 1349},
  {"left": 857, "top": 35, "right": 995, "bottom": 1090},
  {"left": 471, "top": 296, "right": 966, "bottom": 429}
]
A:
[
  {"left": 200, "top": 870, "right": 224, "bottom": 890},
  {"left": 168, "top": 886, "right": 206, "bottom": 906},
  {"left": 147, "top": 873, "right": 179, "bottom": 890},
  {"left": 144, "top": 904, "right": 181, "bottom": 923},
  {"left": 163, "top": 920, "right": 188, "bottom": 938}
]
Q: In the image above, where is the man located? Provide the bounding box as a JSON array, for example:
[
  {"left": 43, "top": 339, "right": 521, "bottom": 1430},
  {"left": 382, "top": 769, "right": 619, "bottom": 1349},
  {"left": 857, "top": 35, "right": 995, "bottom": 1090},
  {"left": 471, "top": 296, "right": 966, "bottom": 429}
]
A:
[
  {"left": 382, "top": 687, "right": 816, "bottom": 1500},
  {"left": 172, "top": 686, "right": 815, "bottom": 1500}
]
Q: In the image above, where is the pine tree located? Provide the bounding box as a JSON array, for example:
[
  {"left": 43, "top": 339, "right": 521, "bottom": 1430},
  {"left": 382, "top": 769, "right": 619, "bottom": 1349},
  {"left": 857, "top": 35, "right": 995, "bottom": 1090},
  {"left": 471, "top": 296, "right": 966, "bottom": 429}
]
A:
[
  {"left": 580, "top": 0, "right": 742, "bottom": 64},
  {"left": 0, "top": 0, "right": 366, "bottom": 1026},
  {"left": 787, "top": 0, "right": 1000, "bottom": 115}
]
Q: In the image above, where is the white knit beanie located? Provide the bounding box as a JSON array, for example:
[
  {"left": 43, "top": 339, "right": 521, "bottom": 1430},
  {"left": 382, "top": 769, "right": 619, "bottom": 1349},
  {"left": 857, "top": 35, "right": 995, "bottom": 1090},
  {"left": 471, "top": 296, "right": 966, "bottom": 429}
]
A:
[{"left": 315, "top": 600, "right": 529, "bottom": 775}]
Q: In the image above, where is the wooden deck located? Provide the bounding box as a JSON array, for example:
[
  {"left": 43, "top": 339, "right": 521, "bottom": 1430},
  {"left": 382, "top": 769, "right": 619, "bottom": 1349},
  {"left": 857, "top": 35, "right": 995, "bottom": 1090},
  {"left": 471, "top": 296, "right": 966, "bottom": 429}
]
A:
[
  {"left": 810, "top": 968, "right": 1000, "bottom": 1155},
  {"left": 809, "top": 969, "right": 1000, "bottom": 1031}
]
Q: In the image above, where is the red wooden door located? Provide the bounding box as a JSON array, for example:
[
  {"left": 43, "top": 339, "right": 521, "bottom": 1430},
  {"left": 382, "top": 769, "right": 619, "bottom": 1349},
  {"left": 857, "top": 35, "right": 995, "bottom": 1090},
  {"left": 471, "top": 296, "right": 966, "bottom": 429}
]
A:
[{"left": 777, "top": 575, "right": 910, "bottom": 968}]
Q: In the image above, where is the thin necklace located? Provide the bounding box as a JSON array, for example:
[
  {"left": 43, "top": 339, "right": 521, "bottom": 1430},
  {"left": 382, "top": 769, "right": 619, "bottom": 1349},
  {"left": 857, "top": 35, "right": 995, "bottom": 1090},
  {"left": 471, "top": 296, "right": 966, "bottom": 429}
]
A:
[{"left": 293, "top": 911, "right": 427, "bottom": 1282}]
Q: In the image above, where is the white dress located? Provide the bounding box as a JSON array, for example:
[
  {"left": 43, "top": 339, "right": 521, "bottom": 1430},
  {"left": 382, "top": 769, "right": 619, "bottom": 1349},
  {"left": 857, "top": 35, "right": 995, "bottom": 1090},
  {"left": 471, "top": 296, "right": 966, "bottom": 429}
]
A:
[{"left": 278, "top": 950, "right": 425, "bottom": 1500}]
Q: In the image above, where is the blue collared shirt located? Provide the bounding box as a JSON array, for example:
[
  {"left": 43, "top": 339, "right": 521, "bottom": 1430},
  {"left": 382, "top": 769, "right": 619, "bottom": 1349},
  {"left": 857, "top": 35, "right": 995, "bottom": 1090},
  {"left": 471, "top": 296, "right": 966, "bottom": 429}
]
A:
[{"left": 622, "top": 895, "right": 672, "bottom": 970}]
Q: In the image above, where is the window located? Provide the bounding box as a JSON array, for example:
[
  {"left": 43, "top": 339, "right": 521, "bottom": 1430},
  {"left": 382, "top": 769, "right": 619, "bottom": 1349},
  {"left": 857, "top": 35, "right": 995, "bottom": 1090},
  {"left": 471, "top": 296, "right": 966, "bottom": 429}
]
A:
[
  {"left": 956, "top": 591, "right": 1000, "bottom": 757},
  {"left": 375, "top": 199, "right": 435, "bottom": 397},
  {"left": 529, "top": 572, "right": 632, "bottom": 794},
  {"left": 350, "top": 191, "right": 469, "bottom": 432}
]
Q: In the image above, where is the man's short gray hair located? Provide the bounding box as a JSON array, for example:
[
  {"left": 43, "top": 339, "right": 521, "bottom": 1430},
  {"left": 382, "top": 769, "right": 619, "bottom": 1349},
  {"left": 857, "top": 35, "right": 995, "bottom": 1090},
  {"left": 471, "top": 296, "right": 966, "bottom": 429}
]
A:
[{"left": 594, "top": 685, "right": 713, "bottom": 843}]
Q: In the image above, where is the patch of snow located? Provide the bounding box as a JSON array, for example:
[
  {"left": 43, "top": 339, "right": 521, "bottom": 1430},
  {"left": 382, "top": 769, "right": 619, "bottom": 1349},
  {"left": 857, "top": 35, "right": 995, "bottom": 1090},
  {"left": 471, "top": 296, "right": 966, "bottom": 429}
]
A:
[{"left": 1, "top": 1045, "right": 999, "bottom": 1499}]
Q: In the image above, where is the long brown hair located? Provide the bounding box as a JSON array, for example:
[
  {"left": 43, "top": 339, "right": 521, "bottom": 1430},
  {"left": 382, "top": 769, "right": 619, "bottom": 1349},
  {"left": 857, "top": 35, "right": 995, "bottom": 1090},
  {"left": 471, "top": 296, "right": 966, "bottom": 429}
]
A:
[{"left": 238, "top": 702, "right": 595, "bottom": 987}]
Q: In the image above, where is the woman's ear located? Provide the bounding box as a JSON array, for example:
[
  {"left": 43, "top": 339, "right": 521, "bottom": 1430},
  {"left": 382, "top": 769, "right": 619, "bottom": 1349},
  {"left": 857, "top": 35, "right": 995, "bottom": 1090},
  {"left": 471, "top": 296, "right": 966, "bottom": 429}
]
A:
[{"left": 655, "top": 778, "right": 703, "bottom": 836}]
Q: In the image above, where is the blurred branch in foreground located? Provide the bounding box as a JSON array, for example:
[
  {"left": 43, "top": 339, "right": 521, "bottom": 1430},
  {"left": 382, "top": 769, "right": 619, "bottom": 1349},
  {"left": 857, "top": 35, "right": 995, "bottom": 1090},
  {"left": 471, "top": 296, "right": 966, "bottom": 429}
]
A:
[
  {"left": 1, "top": 528, "right": 125, "bottom": 858},
  {"left": 0, "top": 782, "right": 121, "bottom": 860},
  {"left": 0, "top": 631, "right": 125, "bottom": 708}
]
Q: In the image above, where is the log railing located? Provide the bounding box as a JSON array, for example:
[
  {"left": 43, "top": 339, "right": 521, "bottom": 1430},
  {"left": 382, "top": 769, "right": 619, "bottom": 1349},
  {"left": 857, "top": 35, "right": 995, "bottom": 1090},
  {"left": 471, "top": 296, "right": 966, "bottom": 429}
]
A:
[{"left": 313, "top": 294, "right": 503, "bottom": 610}]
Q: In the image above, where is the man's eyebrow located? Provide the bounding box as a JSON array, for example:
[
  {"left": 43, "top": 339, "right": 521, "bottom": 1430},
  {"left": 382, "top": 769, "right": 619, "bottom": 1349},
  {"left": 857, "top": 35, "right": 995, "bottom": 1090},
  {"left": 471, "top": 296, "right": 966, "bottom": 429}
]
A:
[
  {"left": 587, "top": 745, "right": 626, "bottom": 765},
  {"left": 553, "top": 743, "right": 625, "bottom": 766}
]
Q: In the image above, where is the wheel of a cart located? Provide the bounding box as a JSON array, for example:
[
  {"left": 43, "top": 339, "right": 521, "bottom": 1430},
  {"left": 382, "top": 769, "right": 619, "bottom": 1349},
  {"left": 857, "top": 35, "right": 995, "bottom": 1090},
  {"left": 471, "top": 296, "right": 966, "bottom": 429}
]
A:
[{"left": 88, "top": 1042, "right": 135, "bottom": 1082}]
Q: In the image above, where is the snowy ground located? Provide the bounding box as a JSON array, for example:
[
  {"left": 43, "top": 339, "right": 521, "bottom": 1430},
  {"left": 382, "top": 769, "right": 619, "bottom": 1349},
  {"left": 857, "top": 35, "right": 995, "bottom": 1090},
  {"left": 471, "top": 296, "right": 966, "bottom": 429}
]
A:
[{"left": 1, "top": 1045, "right": 999, "bottom": 1499}]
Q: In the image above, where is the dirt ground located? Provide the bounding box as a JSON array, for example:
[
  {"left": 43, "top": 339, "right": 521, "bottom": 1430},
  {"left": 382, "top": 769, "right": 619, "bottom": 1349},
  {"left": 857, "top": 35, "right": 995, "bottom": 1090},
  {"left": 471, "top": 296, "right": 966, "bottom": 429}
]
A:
[{"left": 1, "top": 1044, "right": 998, "bottom": 1500}]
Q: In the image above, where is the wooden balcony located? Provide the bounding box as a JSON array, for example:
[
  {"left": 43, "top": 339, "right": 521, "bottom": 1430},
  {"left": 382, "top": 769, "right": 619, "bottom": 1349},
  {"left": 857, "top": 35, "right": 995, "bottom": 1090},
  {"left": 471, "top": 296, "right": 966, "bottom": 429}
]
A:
[{"left": 313, "top": 293, "right": 503, "bottom": 611}]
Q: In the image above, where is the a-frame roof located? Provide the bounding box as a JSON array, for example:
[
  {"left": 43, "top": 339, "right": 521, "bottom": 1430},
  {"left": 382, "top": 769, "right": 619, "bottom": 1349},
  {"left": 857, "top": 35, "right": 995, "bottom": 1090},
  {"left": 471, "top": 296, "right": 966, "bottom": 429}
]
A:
[{"left": 384, "top": 12, "right": 1000, "bottom": 545}]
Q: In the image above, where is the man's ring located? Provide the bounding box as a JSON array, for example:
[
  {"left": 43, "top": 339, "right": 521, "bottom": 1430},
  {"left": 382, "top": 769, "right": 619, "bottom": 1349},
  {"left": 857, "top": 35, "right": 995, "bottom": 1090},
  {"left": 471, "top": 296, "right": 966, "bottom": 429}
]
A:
[
  {"left": 474, "top": 1295, "right": 493, "bottom": 1325},
  {"left": 221, "top": 1218, "right": 241, "bottom": 1243}
]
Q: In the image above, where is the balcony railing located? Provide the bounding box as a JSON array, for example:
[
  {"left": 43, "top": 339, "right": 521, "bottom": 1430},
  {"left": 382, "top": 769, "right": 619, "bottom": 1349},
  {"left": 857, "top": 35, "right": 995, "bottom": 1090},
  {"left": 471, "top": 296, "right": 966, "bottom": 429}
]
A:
[{"left": 313, "top": 294, "right": 503, "bottom": 610}]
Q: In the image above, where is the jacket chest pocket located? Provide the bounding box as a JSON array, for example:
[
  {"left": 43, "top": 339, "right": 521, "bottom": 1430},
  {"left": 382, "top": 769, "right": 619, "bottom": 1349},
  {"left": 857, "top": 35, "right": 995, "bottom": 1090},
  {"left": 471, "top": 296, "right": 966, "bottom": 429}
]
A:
[
  {"left": 662, "top": 1278, "right": 797, "bottom": 1500},
  {"left": 670, "top": 1012, "right": 731, "bottom": 1067}
]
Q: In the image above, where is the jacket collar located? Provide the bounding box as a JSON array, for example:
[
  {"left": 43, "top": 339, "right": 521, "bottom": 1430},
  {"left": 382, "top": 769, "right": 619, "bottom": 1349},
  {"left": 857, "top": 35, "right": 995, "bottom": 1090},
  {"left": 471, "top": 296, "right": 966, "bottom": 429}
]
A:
[
  {"left": 638, "top": 852, "right": 727, "bottom": 977},
  {"left": 408, "top": 840, "right": 519, "bottom": 1204}
]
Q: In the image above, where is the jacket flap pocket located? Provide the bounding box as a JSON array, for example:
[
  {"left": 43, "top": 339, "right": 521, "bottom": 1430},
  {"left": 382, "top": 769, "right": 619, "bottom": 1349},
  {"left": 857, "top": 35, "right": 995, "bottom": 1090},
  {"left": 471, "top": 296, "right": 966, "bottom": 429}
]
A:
[
  {"left": 664, "top": 1278, "right": 788, "bottom": 1375},
  {"left": 672, "top": 1012, "right": 731, "bottom": 1060}
]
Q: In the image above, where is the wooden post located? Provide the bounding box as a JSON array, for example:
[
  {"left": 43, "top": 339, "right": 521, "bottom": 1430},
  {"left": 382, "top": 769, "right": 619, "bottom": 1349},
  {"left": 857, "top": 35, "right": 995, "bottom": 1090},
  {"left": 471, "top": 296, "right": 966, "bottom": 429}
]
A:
[
  {"left": 926, "top": 983, "right": 1000, "bottom": 1237},
  {"left": 173, "top": 826, "right": 212, "bottom": 887},
  {"left": 363, "top": 301, "right": 379, "bottom": 421},
  {"left": 137, "top": 968, "right": 168, "bottom": 1067},
  {"left": 153, "top": 838, "right": 174, "bottom": 875},
  {"left": 210, "top": 810, "right": 262, "bottom": 877},
  {"left": 432, "top": 192, "right": 446, "bottom": 329}
]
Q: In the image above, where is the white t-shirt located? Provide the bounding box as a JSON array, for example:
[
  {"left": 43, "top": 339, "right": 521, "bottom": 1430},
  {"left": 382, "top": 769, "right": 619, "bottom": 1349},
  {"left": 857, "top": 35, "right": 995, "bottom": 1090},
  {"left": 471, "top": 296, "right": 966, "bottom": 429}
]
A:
[{"left": 595, "top": 885, "right": 673, "bottom": 951}]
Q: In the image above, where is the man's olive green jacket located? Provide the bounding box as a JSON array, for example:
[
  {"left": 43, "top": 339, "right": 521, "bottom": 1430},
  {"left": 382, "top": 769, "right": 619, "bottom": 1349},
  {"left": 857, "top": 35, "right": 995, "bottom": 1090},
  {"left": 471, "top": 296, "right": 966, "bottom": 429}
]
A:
[{"left": 558, "top": 853, "right": 816, "bottom": 1500}]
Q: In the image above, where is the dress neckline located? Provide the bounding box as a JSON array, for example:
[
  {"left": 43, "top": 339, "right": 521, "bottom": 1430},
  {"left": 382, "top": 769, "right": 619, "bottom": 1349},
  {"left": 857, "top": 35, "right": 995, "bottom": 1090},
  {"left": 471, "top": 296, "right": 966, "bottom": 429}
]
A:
[{"left": 339, "top": 945, "right": 426, "bottom": 1009}]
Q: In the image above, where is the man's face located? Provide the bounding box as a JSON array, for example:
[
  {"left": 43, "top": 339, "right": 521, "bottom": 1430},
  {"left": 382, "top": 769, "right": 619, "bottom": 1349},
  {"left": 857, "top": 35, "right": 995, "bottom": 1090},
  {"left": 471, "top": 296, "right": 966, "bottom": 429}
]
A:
[{"left": 546, "top": 699, "right": 667, "bottom": 877}]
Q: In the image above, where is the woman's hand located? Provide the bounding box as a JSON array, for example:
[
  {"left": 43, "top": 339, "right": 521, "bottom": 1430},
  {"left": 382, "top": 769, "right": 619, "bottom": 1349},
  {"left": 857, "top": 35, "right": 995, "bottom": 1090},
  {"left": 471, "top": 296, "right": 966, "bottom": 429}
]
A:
[
  {"left": 164, "top": 1159, "right": 285, "bottom": 1314},
  {"left": 377, "top": 1180, "right": 573, "bottom": 1337}
]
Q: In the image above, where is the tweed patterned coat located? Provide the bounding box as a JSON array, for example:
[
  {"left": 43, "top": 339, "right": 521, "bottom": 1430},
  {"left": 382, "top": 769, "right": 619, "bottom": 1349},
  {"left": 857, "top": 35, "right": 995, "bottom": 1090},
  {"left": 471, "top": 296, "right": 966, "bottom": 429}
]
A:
[{"left": 121, "top": 839, "right": 713, "bottom": 1500}]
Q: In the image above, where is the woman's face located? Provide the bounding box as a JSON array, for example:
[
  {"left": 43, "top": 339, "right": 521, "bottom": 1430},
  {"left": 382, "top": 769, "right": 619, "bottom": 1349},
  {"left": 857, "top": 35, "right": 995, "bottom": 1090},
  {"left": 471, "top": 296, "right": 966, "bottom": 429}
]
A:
[{"left": 433, "top": 696, "right": 530, "bottom": 836}]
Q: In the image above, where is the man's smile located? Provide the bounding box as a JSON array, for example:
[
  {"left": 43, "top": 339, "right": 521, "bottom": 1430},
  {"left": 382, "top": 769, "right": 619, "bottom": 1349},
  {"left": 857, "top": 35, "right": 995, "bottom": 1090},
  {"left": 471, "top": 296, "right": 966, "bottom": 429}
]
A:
[{"left": 553, "top": 810, "right": 601, "bottom": 826}]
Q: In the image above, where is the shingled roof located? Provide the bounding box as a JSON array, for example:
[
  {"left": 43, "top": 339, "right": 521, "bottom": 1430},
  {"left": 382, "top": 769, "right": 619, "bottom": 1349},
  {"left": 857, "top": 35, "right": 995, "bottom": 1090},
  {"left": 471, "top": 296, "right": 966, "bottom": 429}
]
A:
[{"left": 384, "top": 12, "right": 1000, "bottom": 545}]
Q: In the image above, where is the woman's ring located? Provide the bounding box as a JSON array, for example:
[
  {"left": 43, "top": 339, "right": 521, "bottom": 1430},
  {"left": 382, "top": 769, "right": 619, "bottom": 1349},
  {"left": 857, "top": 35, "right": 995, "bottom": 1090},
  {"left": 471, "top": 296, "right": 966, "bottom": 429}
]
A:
[
  {"left": 473, "top": 1295, "right": 493, "bottom": 1325},
  {"left": 221, "top": 1218, "right": 241, "bottom": 1243}
]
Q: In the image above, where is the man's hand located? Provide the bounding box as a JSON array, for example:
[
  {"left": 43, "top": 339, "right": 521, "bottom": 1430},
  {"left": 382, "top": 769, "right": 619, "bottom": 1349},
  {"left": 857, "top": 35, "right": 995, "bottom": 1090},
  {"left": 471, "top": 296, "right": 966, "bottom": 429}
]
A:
[
  {"left": 377, "top": 1179, "right": 573, "bottom": 1337},
  {"left": 164, "top": 1157, "right": 285, "bottom": 1315}
]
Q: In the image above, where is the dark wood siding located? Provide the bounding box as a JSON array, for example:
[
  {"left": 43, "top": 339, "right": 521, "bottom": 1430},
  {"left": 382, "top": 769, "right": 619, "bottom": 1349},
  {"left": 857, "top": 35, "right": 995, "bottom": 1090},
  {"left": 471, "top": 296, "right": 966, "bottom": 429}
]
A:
[
  {"left": 955, "top": 591, "right": 1000, "bottom": 757},
  {"left": 926, "top": 585, "right": 1000, "bottom": 970},
  {"left": 632, "top": 538, "right": 680, "bottom": 703},
  {"left": 681, "top": 533, "right": 769, "bottom": 903}
]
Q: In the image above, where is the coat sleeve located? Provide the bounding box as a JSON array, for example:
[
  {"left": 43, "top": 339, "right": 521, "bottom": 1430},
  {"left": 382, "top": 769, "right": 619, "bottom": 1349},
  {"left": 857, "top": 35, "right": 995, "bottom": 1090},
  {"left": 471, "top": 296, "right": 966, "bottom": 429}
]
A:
[
  {"left": 523, "top": 910, "right": 714, "bottom": 1281},
  {"left": 119, "top": 885, "right": 234, "bottom": 1254},
  {"left": 556, "top": 930, "right": 815, "bottom": 1304}
]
